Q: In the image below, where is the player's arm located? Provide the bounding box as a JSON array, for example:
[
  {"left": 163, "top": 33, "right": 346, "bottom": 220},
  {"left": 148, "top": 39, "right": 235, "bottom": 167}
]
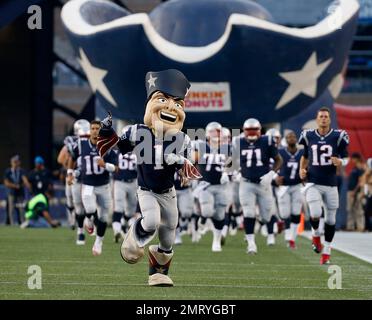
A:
[
  {"left": 331, "top": 130, "right": 350, "bottom": 167},
  {"left": 272, "top": 154, "right": 283, "bottom": 172},
  {"left": 298, "top": 131, "right": 309, "bottom": 180},
  {"left": 66, "top": 143, "right": 79, "bottom": 185},
  {"left": 21, "top": 174, "right": 32, "bottom": 191},
  {"left": 66, "top": 157, "right": 76, "bottom": 185},
  {"left": 3, "top": 177, "right": 19, "bottom": 190},
  {"left": 57, "top": 145, "right": 70, "bottom": 167},
  {"left": 299, "top": 156, "right": 309, "bottom": 180},
  {"left": 97, "top": 151, "right": 118, "bottom": 173}
]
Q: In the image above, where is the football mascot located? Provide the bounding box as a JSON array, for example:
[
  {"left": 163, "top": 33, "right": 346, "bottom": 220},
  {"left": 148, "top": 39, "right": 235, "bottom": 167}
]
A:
[{"left": 97, "top": 69, "right": 201, "bottom": 286}]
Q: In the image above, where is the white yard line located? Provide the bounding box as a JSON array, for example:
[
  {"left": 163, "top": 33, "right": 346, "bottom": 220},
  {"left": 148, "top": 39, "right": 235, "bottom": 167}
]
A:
[{"left": 0, "top": 280, "right": 371, "bottom": 291}]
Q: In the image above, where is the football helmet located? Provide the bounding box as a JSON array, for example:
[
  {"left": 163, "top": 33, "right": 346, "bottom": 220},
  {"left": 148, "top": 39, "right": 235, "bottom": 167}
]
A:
[
  {"left": 243, "top": 118, "right": 261, "bottom": 141},
  {"left": 206, "top": 122, "right": 222, "bottom": 143},
  {"left": 73, "top": 119, "right": 90, "bottom": 137},
  {"left": 266, "top": 128, "right": 281, "bottom": 145}
]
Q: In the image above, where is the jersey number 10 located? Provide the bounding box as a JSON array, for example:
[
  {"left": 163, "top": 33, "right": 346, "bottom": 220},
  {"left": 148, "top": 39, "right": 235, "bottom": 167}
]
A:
[{"left": 84, "top": 155, "right": 105, "bottom": 175}]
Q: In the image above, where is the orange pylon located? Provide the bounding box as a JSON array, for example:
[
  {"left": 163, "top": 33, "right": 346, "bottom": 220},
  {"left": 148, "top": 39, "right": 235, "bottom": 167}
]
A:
[{"left": 297, "top": 212, "right": 305, "bottom": 234}]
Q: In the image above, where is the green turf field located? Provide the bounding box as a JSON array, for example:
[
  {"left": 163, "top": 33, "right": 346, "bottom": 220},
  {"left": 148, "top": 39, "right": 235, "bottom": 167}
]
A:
[{"left": 0, "top": 226, "right": 371, "bottom": 300}]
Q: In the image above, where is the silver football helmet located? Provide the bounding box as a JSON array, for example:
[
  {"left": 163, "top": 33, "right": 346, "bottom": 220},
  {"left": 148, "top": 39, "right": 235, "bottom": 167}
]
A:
[
  {"left": 266, "top": 128, "right": 281, "bottom": 144},
  {"left": 73, "top": 119, "right": 90, "bottom": 137},
  {"left": 243, "top": 118, "right": 261, "bottom": 141},
  {"left": 206, "top": 121, "right": 222, "bottom": 143}
]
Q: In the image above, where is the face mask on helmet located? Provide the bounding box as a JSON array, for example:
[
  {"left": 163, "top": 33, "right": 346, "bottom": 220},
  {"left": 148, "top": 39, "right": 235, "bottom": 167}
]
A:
[
  {"left": 243, "top": 119, "right": 261, "bottom": 141},
  {"left": 244, "top": 128, "right": 261, "bottom": 141}
]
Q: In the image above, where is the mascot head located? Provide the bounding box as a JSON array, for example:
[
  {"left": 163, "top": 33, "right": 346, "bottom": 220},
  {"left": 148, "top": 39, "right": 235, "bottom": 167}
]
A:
[{"left": 143, "top": 69, "right": 190, "bottom": 136}]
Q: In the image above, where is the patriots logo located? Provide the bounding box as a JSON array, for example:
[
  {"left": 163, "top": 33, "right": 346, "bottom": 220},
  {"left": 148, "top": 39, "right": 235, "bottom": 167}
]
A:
[{"left": 62, "top": 0, "right": 360, "bottom": 127}]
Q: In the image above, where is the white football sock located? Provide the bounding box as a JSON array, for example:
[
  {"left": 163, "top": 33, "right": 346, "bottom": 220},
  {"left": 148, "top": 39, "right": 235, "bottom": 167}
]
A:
[
  {"left": 312, "top": 227, "right": 320, "bottom": 237},
  {"left": 284, "top": 228, "right": 291, "bottom": 241},
  {"left": 221, "top": 225, "right": 228, "bottom": 237},
  {"left": 246, "top": 234, "right": 255, "bottom": 245},
  {"left": 319, "top": 218, "right": 325, "bottom": 235},
  {"left": 290, "top": 223, "right": 299, "bottom": 241},
  {"left": 77, "top": 227, "right": 84, "bottom": 235},
  {"left": 95, "top": 236, "right": 103, "bottom": 245},
  {"left": 323, "top": 241, "right": 331, "bottom": 255},
  {"left": 112, "top": 222, "right": 122, "bottom": 235}
]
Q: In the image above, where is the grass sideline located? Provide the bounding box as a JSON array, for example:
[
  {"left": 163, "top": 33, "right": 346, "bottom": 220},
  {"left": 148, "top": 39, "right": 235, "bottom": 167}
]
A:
[{"left": 0, "top": 226, "right": 371, "bottom": 300}]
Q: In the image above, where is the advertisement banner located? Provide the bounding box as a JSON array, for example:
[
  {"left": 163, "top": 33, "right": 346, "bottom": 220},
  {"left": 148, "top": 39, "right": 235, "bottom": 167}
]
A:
[{"left": 184, "top": 82, "right": 231, "bottom": 112}]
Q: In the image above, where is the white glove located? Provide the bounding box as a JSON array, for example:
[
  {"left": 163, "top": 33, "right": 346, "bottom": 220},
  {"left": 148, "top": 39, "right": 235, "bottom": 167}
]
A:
[
  {"left": 220, "top": 172, "right": 230, "bottom": 185},
  {"left": 165, "top": 153, "right": 185, "bottom": 165},
  {"left": 259, "top": 170, "right": 276, "bottom": 187}
]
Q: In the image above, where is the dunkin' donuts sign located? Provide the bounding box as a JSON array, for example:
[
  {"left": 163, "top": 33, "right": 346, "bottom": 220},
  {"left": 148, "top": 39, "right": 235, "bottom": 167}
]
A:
[{"left": 185, "top": 82, "right": 231, "bottom": 112}]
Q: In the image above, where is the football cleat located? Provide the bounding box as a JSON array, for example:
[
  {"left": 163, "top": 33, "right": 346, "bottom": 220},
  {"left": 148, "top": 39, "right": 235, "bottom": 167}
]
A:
[
  {"left": 247, "top": 242, "right": 257, "bottom": 255},
  {"left": 148, "top": 245, "right": 174, "bottom": 287},
  {"left": 92, "top": 240, "right": 103, "bottom": 256},
  {"left": 267, "top": 234, "right": 275, "bottom": 246},
  {"left": 288, "top": 240, "right": 296, "bottom": 249},
  {"left": 320, "top": 253, "right": 331, "bottom": 265},
  {"left": 312, "top": 236, "right": 323, "bottom": 254},
  {"left": 76, "top": 233, "right": 85, "bottom": 245}
]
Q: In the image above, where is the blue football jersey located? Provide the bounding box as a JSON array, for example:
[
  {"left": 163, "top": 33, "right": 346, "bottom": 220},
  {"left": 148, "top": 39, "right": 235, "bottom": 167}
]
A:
[
  {"left": 195, "top": 141, "right": 231, "bottom": 185},
  {"left": 72, "top": 138, "right": 117, "bottom": 186},
  {"left": 278, "top": 148, "right": 304, "bottom": 185},
  {"left": 235, "top": 135, "right": 278, "bottom": 182},
  {"left": 298, "top": 129, "right": 349, "bottom": 186},
  {"left": 114, "top": 151, "right": 137, "bottom": 181},
  {"left": 117, "top": 124, "right": 191, "bottom": 191}
]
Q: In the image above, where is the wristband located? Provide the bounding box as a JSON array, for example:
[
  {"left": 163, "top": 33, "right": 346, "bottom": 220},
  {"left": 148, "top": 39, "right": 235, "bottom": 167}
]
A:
[{"left": 341, "top": 158, "right": 349, "bottom": 166}]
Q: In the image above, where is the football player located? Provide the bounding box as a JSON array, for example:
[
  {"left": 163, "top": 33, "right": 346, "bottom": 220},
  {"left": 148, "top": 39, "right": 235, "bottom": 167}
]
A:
[
  {"left": 112, "top": 126, "right": 138, "bottom": 243},
  {"left": 299, "top": 107, "right": 349, "bottom": 265},
  {"left": 97, "top": 69, "right": 201, "bottom": 286},
  {"left": 275, "top": 131, "right": 304, "bottom": 249},
  {"left": 57, "top": 119, "right": 90, "bottom": 229},
  {"left": 219, "top": 127, "right": 238, "bottom": 243},
  {"left": 193, "top": 122, "right": 231, "bottom": 252},
  {"left": 67, "top": 120, "right": 118, "bottom": 255},
  {"left": 265, "top": 128, "right": 283, "bottom": 243},
  {"left": 231, "top": 118, "right": 282, "bottom": 254}
]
